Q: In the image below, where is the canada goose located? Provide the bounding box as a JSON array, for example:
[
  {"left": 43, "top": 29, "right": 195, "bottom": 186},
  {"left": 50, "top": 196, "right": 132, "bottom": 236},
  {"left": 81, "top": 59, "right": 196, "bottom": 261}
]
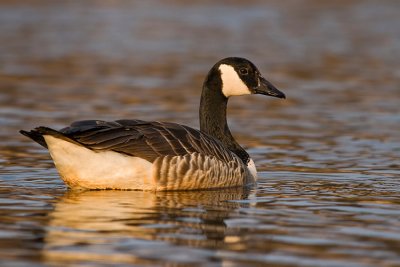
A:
[{"left": 20, "top": 57, "right": 285, "bottom": 191}]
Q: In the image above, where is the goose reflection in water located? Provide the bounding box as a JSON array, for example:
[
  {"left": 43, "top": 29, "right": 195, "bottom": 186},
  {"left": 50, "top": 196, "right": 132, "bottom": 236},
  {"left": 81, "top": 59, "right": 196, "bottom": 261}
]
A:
[{"left": 42, "top": 187, "right": 252, "bottom": 265}]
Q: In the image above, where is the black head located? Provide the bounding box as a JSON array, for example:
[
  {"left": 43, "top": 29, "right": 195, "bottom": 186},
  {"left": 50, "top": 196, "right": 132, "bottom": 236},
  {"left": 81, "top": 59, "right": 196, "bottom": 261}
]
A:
[{"left": 212, "top": 57, "right": 285, "bottom": 99}]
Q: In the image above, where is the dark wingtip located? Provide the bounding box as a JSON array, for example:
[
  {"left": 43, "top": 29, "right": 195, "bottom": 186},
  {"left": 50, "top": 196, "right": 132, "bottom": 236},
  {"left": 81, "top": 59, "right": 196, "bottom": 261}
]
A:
[
  {"left": 19, "top": 128, "right": 48, "bottom": 148},
  {"left": 20, "top": 126, "right": 83, "bottom": 149},
  {"left": 35, "top": 126, "right": 84, "bottom": 147},
  {"left": 33, "top": 126, "right": 61, "bottom": 136},
  {"left": 19, "top": 129, "right": 29, "bottom": 136}
]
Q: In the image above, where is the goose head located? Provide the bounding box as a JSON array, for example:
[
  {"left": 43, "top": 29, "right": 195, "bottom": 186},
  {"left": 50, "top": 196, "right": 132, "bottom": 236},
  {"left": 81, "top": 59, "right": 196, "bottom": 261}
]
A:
[{"left": 210, "top": 57, "right": 285, "bottom": 99}]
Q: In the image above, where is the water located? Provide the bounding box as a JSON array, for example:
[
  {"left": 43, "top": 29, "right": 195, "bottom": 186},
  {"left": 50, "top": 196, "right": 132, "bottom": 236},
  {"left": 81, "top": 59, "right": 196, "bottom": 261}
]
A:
[{"left": 1, "top": 1, "right": 400, "bottom": 266}]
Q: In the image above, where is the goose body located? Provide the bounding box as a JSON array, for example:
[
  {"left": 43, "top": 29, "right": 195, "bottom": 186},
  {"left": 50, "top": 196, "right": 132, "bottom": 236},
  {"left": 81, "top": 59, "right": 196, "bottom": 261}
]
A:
[{"left": 21, "top": 57, "right": 285, "bottom": 191}]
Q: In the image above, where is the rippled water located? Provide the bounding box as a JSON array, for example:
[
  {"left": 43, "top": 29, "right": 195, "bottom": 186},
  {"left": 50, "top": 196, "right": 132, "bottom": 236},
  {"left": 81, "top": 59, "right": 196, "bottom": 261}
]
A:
[{"left": 1, "top": 1, "right": 400, "bottom": 266}]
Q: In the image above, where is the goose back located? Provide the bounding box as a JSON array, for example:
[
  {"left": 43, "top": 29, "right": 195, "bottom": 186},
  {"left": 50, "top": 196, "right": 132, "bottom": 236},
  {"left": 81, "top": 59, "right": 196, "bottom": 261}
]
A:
[{"left": 59, "top": 120, "right": 239, "bottom": 164}]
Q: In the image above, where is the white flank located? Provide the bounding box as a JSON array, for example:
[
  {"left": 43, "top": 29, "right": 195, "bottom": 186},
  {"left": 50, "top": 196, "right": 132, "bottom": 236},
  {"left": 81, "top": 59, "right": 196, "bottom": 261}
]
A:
[
  {"left": 219, "top": 64, "right": 251, "bottom": 97},
  {"left": 44, "top": 135, "right": 154, "bottom": 190},
  {"left": 247, "top": 158, "right": 258, "bottom": 180}
]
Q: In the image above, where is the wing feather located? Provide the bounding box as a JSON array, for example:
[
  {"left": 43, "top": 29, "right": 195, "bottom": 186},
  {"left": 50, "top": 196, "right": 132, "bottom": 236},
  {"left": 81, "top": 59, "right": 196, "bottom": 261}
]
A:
[{"left": 57, "top": 119, "right": 239, "bottom": 163}]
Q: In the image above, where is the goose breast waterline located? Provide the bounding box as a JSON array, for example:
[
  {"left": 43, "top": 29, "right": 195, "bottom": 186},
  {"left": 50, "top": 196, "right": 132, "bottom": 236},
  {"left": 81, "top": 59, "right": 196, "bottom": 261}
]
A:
[{"left": 20, "top": 57, "right": 286, "bottom": 191}]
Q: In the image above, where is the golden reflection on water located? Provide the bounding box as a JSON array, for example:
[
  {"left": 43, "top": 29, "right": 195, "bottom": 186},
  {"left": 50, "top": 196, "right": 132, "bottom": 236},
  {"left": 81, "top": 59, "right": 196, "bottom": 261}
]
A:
[
  {"left": 35, "top": 175, "right": 400, "bottom": 266},
  {"left": 43, "top": 188, "right": 249, "bottom": 265}
]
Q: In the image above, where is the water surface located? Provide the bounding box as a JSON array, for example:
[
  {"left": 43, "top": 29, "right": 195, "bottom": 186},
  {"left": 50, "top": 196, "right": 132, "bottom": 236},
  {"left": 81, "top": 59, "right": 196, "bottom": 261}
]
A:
[{"left": 1, "top": 1, "right": 399, "bottom": 266}]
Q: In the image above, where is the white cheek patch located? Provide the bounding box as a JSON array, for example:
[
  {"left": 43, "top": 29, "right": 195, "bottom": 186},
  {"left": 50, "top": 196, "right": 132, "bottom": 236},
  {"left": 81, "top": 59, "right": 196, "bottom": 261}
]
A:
[{"left": 219, "top": 64, "right": 251, "bottom": 97}]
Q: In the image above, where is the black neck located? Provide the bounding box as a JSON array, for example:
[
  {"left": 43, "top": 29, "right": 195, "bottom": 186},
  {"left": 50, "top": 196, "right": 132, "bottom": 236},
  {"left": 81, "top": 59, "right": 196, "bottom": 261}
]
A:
[{"left": 199, "top": 67, "right": 250, "bottom": 164}]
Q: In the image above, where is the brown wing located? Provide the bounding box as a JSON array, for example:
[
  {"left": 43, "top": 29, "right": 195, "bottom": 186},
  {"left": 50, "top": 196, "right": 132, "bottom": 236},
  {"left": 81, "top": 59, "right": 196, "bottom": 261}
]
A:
[{"left": 57, "top": 119, "right": 237, "bottom": 163}]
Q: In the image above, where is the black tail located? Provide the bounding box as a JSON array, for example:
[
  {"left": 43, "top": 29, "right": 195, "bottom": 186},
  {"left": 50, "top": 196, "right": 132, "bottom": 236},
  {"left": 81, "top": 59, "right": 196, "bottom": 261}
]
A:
[
  {"left": 20, "top": 127, "right": 80, "bottom": 149},
  {"left": 20, "top": 129, "right": 48, "bottom": 148}
]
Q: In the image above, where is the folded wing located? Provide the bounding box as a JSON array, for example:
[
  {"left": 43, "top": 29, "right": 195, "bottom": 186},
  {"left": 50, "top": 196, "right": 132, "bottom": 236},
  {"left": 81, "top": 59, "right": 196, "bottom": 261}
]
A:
[{"left": 55, "top": 119, "right": 236, "bottom": 164}]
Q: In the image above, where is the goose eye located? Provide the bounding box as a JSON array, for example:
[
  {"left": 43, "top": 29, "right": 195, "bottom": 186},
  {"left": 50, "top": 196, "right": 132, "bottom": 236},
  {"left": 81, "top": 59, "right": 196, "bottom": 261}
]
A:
[{"left": 239, "top": 68, "right": 248, "bottom": 75}]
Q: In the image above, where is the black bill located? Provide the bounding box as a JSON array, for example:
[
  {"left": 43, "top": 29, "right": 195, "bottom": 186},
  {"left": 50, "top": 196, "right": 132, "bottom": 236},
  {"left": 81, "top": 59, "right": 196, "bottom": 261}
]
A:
[{"left": 254, "top": 77, "right": 286, "bottom": 99}]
